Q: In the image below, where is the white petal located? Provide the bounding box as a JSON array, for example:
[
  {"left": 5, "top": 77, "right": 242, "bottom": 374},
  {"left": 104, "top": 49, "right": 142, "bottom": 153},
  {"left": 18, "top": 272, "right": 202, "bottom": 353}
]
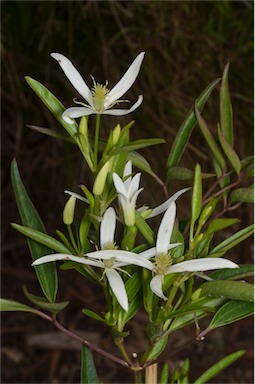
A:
[
  {"left": 32, "top": 253, "right": 103, "bottom": 268},
  {"left": 107, "top": 53, "right": 145, "bottom": 103},
  {"left": 128, "top": 173, "right": 141, "bottom": 198},
  {"left": 118, "top": 194, "right": 136, "bottom": 226},
  {"left": 150, "top": 275, "right": 167, "bottom": 300},
  {"left": 139, "top": 243, "right": 181, "bottom": 260},
  {"left": 156, "top": 202, "right": 176, "bottom": 255},
  {"left": 51, "top": 53, "right": 93, "bottom": 104},
  {"left": 148, "top": 188, "right": 191, "bottom": 218},
  {"left": 101, "top": 207, "right": 116, "bottom": 249},
  {"left": 123, "top": 161, "right": 132, "bottom": 179},
  {"left": 166, "top": 258, "right": 239, "bottom": 274},
  {"left": 65, "top": 190, "right": 89, "bottom": 203},
  {"left": 62, "top": 107, "right": 95, "bottom": 123},
  {"left": 102, "top": 96, "right": 143, "bottom": 116},
  {"left": 86, "top": 250, "right": 154, "bottom": 270},
  {"left": 105, "top": 269, "right": 128, "bottom": 311},
  {"left": 113, "top": 173, "right": 128, "bottom": 196}
]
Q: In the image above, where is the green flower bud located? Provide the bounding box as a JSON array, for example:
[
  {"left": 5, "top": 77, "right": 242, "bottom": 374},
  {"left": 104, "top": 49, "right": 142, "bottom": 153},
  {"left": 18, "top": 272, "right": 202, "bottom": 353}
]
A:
[
  {"left": 63, "top": 195, "right": 76, "bottom": 225},
  {"left": 93, "top": 161, "right": 110, "bottom": 195}
]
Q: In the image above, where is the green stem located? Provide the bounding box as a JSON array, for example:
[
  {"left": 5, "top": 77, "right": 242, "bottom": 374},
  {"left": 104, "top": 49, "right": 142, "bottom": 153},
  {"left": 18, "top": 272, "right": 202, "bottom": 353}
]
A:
[
  {"left": 67, "top": 225, "right": 79, "bottom": 255},
  {"left": 93, "top": 114, "right": 101, "bottom": 171}
]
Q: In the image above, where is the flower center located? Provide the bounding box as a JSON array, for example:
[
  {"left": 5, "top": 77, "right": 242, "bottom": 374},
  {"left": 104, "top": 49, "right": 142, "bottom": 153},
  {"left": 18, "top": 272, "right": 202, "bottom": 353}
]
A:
[
  {"left": 91, "top": 82, "right": 109, "bottom": 112},
  {"left": 103, "top": 257, "right": 116, "bottom": 269},
  {"left": 154, "top": 253, "right": 172, "bottom": 275}
]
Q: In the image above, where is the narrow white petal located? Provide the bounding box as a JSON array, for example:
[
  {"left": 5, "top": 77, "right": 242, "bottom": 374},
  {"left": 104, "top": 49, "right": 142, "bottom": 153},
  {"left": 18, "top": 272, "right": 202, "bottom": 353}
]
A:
[
  {"left": 139, "top": 243, "right": 181, "bottom": 260},
  {"left": 86, "top": 250, "right": 154, "bottom": 270},
  {"left": 32, "top": 253, "right": 102, "bottom": 268},
  {"left": 105, "top": 269, "right": 128, "bottom": 311},
  {"left": 102, "top": 96, "right": 143, "bottom": 116},
  {"left": 128, "top": 173, "right": 141, "bottom": 198},
  {"left": 51, "top": 53, "right": 93, "bottom": 104},
  {"left": 123, "top": 161, "right": 132, "bottom": 190},
  {"left": 156, "top": 202, "right": 176, "bottom": 255},
  {"left": 65, "top": 190, "right": 89, "bottom": 203},
  {"left": 166, "top": 258, "right": 239, "bottom": 275},
  {"left": 113, "top": 173, "right": 128, "bottom": 197},
  {"left": 62, "top": 107, "right": 95, "bottom": 123},
  {"left": 150, "top": 275, "right": 167, "bottom": 300},
  {"left": 107, "top": 53, "right": 145, "bottom": 103},
  {"left": 101, "top": 207, "right": 116, "bottom": 249},
  {"left": 148, "top": 188, "right": 191, "bottom": 218}
]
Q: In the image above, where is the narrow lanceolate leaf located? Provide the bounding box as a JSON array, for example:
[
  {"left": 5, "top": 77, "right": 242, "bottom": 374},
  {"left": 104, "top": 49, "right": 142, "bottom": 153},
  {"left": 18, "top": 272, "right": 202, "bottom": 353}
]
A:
[
  {"left": 167, "top": 166, "right": 214, "bottom": 181},
  {"left": 209, "top": 224, "right": 254, "bottom": 258},
  {"left": 110, "top": 138, "right": 165, "bottom": 155},
  {"left": 167, "top": 78, "right": 220, "bottom": 168},
  {"left": 200, "top": 280, "right": 254, "bottom": 302},
  {"left": 80, "top": 346, "right": 100, "bottom": 384},
  {"left": 11, "top": 223, "right": 71, "bottom": 254},
  {"left": 204, "top": 218, "right": 239, "bottom": 237},
  {"left": 220, "top": 63, "right": 233, "bottom": 145},
  {"left": 191, "top": 164, "right": 202, "bottom": 225},
  {"left": 128, "top": 151, "right": 154, "bottom": 176},
  {"left": 209, "top": 300, "right": 254, "bottom": 329},
  {"left": 210, "top": 264, "right": 254, "bottom": 281},
  {"left": 193, "top": 350, "right": 245, "bottom": 384},
  {"left": 23, "top": 286, "right": 69, "bottom": 314},
  {"left": 0, "top": 298, "right": 49, "bottom": 320},
  {"left": 229, "top": 187, "right": 254, "bottom": 204},
  {"left": 25, "top": 76, "right": 78, "bottom": 138},
  {"left": 218, "top": 125, "right": 241, "bottom": 174},
  {"left": 195, "top": 102, "right": 225, "bottom": 169},
  {"left": 11, "top": 159, "right": 58, "bottom": 303}
]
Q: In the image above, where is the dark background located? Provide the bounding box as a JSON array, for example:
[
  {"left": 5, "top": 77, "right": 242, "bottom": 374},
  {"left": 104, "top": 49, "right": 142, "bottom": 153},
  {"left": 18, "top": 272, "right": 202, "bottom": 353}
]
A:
[{"left": 1, "top": 1, "right": 254, "bottom": 383}]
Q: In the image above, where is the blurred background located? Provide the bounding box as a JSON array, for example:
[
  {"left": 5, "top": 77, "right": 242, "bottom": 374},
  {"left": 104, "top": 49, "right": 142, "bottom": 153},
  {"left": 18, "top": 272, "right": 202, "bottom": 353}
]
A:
[{"left": 1, "top": 1, "right": 254, "bottom": 383}]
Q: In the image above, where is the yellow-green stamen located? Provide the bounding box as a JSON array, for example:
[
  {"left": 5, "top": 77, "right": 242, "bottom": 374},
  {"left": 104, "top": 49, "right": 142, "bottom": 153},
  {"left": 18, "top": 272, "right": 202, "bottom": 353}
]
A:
[
  {"left": 154, "top": 253, "right": 172, "bottom": 275},
  {"left": 91, "top": 83, "right": 109, "bottom": 112}
]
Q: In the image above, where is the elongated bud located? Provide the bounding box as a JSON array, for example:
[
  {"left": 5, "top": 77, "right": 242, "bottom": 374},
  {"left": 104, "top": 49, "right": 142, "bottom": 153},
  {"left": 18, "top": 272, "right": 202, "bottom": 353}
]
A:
[
  {"left": 79, "top": 116, "right": 88, "bottom": 136},
  {"left": 63, "top": 195, "right": 76, "bottom": 225},
  {"left": 112, "top": 124, "right": 121, "bottom": 144},
  {"left": 93, "top": 161, "right": 110, "bottom": 195}
]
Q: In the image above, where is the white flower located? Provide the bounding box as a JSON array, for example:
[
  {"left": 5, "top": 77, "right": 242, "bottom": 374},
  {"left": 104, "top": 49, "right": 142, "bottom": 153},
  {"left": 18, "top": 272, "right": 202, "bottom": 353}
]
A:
[
  {"left": 51, "top": 52, "right": 144, "bottom": 122},
  {"left": 32, "top": 207, "right": 152, "bottom": 311},
  {"left": 113, "top": 161, "right": 190, "bottom": 226},
  {"left": 139, "top": 202, "right": 239, "bottom": 300},
  {"left": 113, "top": 161, "right": 143, "bottom": 226}
]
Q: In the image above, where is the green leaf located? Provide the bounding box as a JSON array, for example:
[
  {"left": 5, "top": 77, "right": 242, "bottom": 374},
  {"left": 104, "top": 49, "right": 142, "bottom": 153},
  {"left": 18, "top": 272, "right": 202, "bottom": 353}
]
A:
[
  {"left": 200, "top": 280, "right": 254, "bottom": 302},
  {"left": 209, "top": 300, "right": 254, "bottom": 328},
  {"left": 11, "top": 223, "right": 71, "bottom": 254},
  {"left": 193, "top": 350, "right": 245, "bottom": 384},
  {"left": 110, "top": 138, "right": 165, "bottom": 155},
  {"left": 209, "top": 224, "right": 254, "bottom": 257},
  {"left": 25, "top": 76, "right": 78, "bottom": 138},
  {"left": 220, "top": 63, "right": 233, "bottom": 146},
  {"left": 0, "top": 298, "right": 40, "bottom": 314},
  {"left": 205, "top": 218, "right": 239, "bottom": 237},
  {"left": 11, "top": 159, "right": 58, "bottom": 303},
  {"left": 23, "top": 286, "right": 69, "bottom": 313},
  {"left": 229, "top": 187, "right": 254, "bottom": 204},
  {"left": 80, "top": 346, "right": 100, "bottom": 384},
  {"left": 191, "top": 164, "right": 202, "bottom": 225},
  {"left": 210, "top": 264, "right": 254, "bottom": 280},
  {"left": 167, "top": 166, "right": 214, "bottom": 181},
  {"left": 195, "top": 102, "right": 225, "bottom": 169},
  {"left": 128, "top": 151, "right": 154, "bottom": 176},
  {"left": 218, "top": 125, "right": 241, "bottom": 174},
  {"left": 160, "top": 362, "right": 169, "bottom": 384},
  {"left": 82, "top": 309, "right": 105, "bottom": 323},
  {"left": 167, "top": 78, "right": 220, "bottom": 168},
  {"left": 135, "top": 211, "right": 155, "bottom": 246},
  {"left": 27, "top": 125, "right": 74, "bottom": 143},
  {"left": 146, "top": 337, "right": 168, "bottom": 361}
]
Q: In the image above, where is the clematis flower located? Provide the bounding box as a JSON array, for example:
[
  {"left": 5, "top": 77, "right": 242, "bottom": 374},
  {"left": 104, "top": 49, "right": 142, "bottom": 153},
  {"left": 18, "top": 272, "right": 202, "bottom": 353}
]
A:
[
  {"left": 51, "top": 52, "right": 144, "bottom": 123},
  {"left": 32, "top": 207, "right": 152, "bottom": 311},
  {"left": 139, "top": 202, "right": 239, "bottom": 300},
  {"left": 113, "top": 161, "right": 190, "bottom": 226}
]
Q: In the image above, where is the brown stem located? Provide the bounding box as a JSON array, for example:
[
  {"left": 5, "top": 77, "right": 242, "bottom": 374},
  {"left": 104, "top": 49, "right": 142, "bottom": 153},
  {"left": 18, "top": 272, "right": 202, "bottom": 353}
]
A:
[{"left": 50, "top": 317, "right": 130, "bottom": 369}]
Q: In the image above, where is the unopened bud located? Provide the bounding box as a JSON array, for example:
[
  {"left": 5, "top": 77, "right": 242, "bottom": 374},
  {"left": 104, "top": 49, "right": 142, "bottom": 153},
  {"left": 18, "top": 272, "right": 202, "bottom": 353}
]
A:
[
  {"left": 112, "top": 124, "right": 121, "bottom": 144},
  {"left": 93, "top": 161, "right": 110, "bottom": 195},
  {"left": 63, "top": 195, "right": 76, "bottom": 225}
]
